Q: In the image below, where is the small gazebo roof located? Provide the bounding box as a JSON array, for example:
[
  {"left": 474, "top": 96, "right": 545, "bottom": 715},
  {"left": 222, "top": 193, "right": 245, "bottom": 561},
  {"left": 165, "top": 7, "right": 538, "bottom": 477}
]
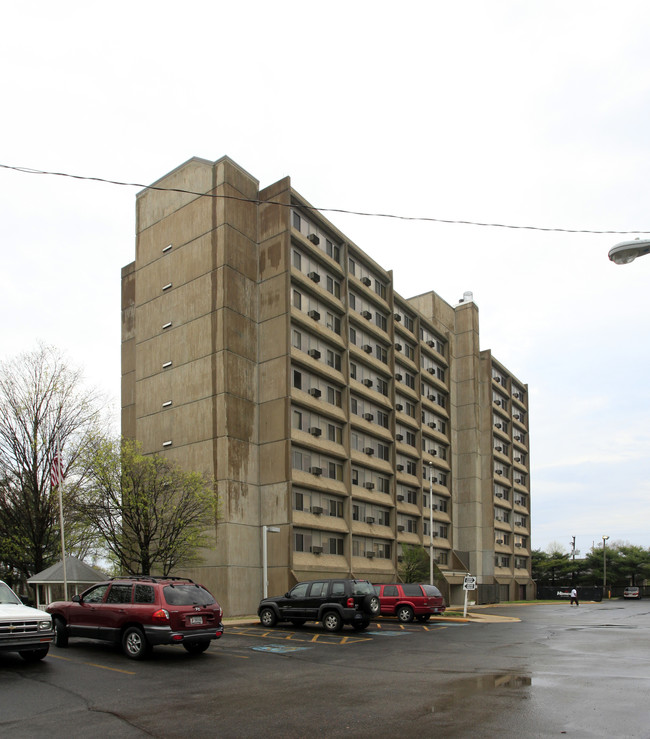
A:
[{"left": 27, "top": 556, "right": 107, "bottom": 585}]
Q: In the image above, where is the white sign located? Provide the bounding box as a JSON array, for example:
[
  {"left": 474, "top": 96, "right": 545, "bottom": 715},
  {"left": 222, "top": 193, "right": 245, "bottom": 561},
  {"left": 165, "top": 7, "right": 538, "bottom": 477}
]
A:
[{"left": 463, "top": 576, "right": 477, "bottom": 591}]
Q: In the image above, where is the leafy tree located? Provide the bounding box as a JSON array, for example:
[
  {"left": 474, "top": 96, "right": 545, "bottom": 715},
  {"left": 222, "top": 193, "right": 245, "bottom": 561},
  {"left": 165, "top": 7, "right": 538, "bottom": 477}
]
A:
[
  {"left": 78, "top": 438, "right": 217, "bottom": 575},
  {"left": 0, "top": 345, "right": 107, "bottom": 581},
  {"left": 531, "top": 549, "right": 573, "bottom": 586},
  {"left": 398, "top": 545, "right": 431, "bottom": 583}
]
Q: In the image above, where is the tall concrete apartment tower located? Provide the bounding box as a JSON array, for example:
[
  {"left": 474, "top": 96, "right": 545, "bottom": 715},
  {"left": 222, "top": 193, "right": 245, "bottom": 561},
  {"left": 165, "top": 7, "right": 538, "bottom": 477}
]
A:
[{"left": 121, "top": 156, "right": 533, "bottom": 616}]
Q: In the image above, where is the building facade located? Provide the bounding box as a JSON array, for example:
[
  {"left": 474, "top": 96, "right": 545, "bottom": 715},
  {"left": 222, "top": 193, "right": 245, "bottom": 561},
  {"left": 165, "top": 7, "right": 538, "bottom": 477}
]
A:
[{"left": 121, "top": 156, "right": 533, "bottom": 615}]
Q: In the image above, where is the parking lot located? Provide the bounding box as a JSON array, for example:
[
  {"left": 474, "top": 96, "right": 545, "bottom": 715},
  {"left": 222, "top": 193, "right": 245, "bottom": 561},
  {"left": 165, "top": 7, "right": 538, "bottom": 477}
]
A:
[{"left": 2, "top": 602, "right": 650, "bottom": 738}]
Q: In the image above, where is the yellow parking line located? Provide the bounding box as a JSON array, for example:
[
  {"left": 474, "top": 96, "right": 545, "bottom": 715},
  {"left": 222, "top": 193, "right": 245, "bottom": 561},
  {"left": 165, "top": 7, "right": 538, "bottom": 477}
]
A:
[{"left": 85, "top": 663, "right": 136, "bottom": 675}]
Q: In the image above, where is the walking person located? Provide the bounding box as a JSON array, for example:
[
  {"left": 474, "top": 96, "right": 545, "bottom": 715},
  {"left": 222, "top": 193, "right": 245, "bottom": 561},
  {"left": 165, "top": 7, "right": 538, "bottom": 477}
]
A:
[{"left": 570, "top": 587, "right": 579, "bottom": 607}]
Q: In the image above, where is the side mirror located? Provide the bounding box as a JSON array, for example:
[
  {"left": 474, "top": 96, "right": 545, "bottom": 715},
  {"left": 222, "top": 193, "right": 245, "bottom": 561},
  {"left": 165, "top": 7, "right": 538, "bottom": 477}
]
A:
[
  {"left": 285, "top": 592, "right": 291, "bottom": 598},
  {"left": 72, "top": 594, "right": 81, "bottom": 603}
]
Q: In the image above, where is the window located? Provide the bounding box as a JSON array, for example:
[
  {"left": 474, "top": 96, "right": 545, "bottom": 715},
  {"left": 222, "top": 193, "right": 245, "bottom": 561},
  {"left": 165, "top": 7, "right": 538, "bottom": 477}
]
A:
[
  {"left": 375, "top": 313, "right": 387, "bottom": 332},
  {"left": 378, "top": 477, "right": 390, "bottom": 494},
  {"left": 292, "top": 410, "right": 303, "bottom": 430},
  {"left": 327, "top": 349, "right": 342, "bottom": 371},
  {"left": 377, "top": 443, "right": 390, "bottom": 461},
  {"left": 352, "top": 505, "right": 360, "bottom": 521},
  {"left": 405, "top": 372, "right": 415, "bottom": 390},
  {"left": 407, "top": 489, "right": 418, "bottom": 505},
  {"left": 292, "top": 329, "right": 302, "bottom": 350},
  {"left": 349, "top": 292, "right": 356, "bottom": 310},
  {"left": 293, "top": 370, "right": 302, "bottom": 390},
  {"left": 327, "top": 537, "right": 344, "bottom": 555},
  {"left": 326, "top": 312, "right": 341, "bottom": 335},
  {"left": 293, "top": 212, "right": 301, "bottom": 231},
  {"left": 377, "top": 410, "right": 388, "bottom": 428},
  {"left": 328, "top": 498, "right": 344, "bottom": 518},
  {"left": 327, "top": 424, "right": 342, "bottom": 444},
  {"left": 350, "top": 362, "right": 357, "bottom": 380},
  {"left": 404, "top": 314, "right": 414, "bottom": 332},
  {"left": 292, "top": 250, "right": 302, "bottom": 269},
  {"left": 134, "top": 585, "right": 155, "bottom": 604},
  {"left": 294, "top": 532, "right": 312, "bottom": 552},
  {"left": 107, "top": 584, "right": 132, "bottom": 604},
  {"left": 292, "top": 290, "right": 302, "bottom": 309},
  {"left": 377, "top": 378, "right": 388, "bottom": 396},
  {"left": 327, "top": 461, "right": 343, "bottom": 481},
  {"left": 327, "top": 386, "right": 342, "bottom": 407},
  {"left": 404, "top": 343, "right": 414, "bottom": 360},
  {"left": 406, "top": 430, "right": 416, "bottom": 447},
  {"left": 407, "top": 518, "right": 418, "bottom": 533},
  {"left": 374, "top": 280, "right": 386, "bottom": 300},
  {"left": 326, "top": 239, "right": 340, "bottom": 263},
  {"left": 375, "top": 345, "right": 387, "bottom": 363},
  {"left": 378, "top": 510, "right": 390, "bottom": 526},
  {"left": 349, "top": 326, "right": 357, "bottom": 345},
  {"left": 406, "top": 460, "right": 417, "bottom": 475},
  {"left": 349, "top": 257, "right": 357, "bottom": 276},
  {"left": 326, "top": 276, "right": 341, "bottom": 299}
]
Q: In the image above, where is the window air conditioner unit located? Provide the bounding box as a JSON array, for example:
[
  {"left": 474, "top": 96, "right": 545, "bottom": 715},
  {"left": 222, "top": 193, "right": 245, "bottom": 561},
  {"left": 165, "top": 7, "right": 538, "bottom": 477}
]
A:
[
  {"left": 365, "top": 551, "right": 375, "bottom": 558},
  {"left": 426, "top": 339, "right": 435, "bottom": 347},
  {"left": 516, "top": 479, "right": 523, "bottom": 484},
  {"left": 427, "top": 394, "right": 435, "bottom": 401},
  {"left": 395, "top": 373, "right": 403, "bottom": 381},
  {"left": 496, "top": 539, "right": 504, "bottom": 545},
  {"left": 363, "top": 412, "right": 374, "bottom": 421},
  {"left": 496, "top": 446, "right": 502, "bottom": 452},
  {"left": 496, "top": 492, "right": 503, "bottom": 498},
  {"left": 308, "top": 387, "right": 321, "bottom": 398},
  {"left": 311, "top": 506, "right": 323, "bottom": 514},
  {"left": 515, "top": 543, "right": 522, "bottom": 548},
  {"left": 364, "top": 482, "right": 375, "bottom": 490},
  {"left": 397, "top": 525, "right": 405, "bottom": 532},
  {"left": 397, "top": 494, "right": 404, "bottom": 501},
  {"left": 395, "top": 343, "right": 402, "bottom": 351},
  {"left": 396, "top": 434, "right": 403, "bottom": 441},
  {"left": 308, "top": 310, "right": 320, "bottom": 320},
  {"left": 432, "top": 477, "right": 438, "bottom": 484},
  {"left": 428, "top": 449, "right": 436, "bottom": 456},
  {"left": 427, "top": 367, "right": 435, "bottom": 374},
  {"left": 308, "top": 349, "right": 321, "bottom": 359},
  {"left": 361, "top": 276, "right": 371, "bottom": 287},
  {"left": 311, "top": 545, "right": 323, "bottom": 553},
  {"left": 496, "top": 423, "right": 502, "bottom": 429},
  {"left": 307, "top": 271, "right": 320, "bottom": 283},
  {"left": 495, "top": 399, "right": 501, "bottom": 406},
  {"left": 515, "top": 457, "right": 521, "bottom": 462},
  {"left": 364, "top": 447, "right": 375, "bottom": 455},
  {"left": 362, "top": 344, "right": 372, "bottom": 353},
  {"left": 396, "top": 464, "right": 404, "bottom": 471},
  {"left": 363, "top": 378, "right": 373, "bottom": 387},
  {"left": 309, "top": 466, "right": 322, "bottom": 476},
  {"left": 494, "top": 377, "right": 500, "bottom": 384},
  {"left": 365, "top": 515, "right": 375, "bottom": 523},
  {"left": 515, "top": 435, "right": 522, "bottom": 441},
  {"left": 515, "top": 414, "right": 522, "bottom": 421},
  {"left": 394, "top": 313, "right": 401, "bottom": 321},
  {"left": 307, "top": 233, "right": 320, "bottom": 245},
  {"left": 432, "top": 504, "right": 438, "bottom": 510},
  {"left": 428, "top": 422, "right": 436, "bottom": 429},
  {"left": 361, "top": 310, "right": 372, "bottom": 320},
  {"left": 310, "top": 427, "right": 322, "bottom": 436},
  {"left": 396, "top": 403, "right": 403, "bottom": 411}
]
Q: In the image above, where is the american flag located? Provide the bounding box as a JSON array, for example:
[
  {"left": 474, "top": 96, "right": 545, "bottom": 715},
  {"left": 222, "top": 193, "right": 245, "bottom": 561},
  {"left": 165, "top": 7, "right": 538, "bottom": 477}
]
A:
[{"left": 51, "top": 450, "right": 63, "bottom": 488}]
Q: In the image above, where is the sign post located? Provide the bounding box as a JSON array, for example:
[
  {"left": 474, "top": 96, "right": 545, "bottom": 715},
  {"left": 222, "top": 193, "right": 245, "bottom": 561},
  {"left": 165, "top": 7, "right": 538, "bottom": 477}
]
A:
[{"left": 462, "top": 575, "right": 477, "bottom": 618}]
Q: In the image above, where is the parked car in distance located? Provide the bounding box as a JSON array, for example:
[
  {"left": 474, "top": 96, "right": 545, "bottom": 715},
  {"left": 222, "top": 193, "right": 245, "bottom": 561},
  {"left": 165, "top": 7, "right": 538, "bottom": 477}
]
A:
[
  {"left": 47, "top": 576, "right": 224, "bottom": 659},
  {"left": 258, "top": 579, "right": 380, "bottom": 632},
  {"left": 0, "top": 580, "right": 54, "bottom": 661},
  {"left": 624, "top": 586, "right": 641, "bottom": 599},
  {"left": 373, "top": 583, "right": 446, "bottom": 623}
]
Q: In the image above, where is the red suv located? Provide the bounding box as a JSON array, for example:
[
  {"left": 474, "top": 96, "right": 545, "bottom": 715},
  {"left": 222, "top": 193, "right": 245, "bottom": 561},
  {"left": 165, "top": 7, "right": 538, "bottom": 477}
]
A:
[
  {"left": 47, "top": 576, "right": 224, "bottom": 659},
  {"left": 373, "top": 583, "right": 446, "bottom": 623}
]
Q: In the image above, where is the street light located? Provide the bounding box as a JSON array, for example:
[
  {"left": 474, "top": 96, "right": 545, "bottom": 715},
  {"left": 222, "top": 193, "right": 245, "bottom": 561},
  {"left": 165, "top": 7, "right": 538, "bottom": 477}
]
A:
[
  {"left": 262, "top": 525, "right": 280, "bottom": 599},
  {"left": 429, "top": 462, "right": 434, "bottom": 586},
  {"left": 602, "top": 535, "right": 610, "bottom": 598},
  {"left": 608, "top": 238, "right": 650, "bottom": 265}
]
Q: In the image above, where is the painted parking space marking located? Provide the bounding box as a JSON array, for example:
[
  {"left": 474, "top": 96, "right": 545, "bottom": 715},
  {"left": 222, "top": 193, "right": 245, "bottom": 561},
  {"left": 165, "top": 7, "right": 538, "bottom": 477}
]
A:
[
  {"left": 230, "top": 626, "right": 371, "bottom": 645},
  {"left": 49, "top": 654, "right": 136, "bottom": 675}
]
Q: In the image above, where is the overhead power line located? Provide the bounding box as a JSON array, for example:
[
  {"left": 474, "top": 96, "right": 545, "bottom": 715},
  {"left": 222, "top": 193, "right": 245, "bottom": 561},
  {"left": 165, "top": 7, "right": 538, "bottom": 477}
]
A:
[{"left": 1, "top": 162, "right": 648, "bottom": 236}]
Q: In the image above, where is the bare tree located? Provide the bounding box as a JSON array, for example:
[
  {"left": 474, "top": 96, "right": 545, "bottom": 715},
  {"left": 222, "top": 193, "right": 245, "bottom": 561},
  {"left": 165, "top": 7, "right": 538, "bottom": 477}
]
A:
[
  {"left": 78, "top": 438, "right": 217, "bottom": 575},
  {"left": 0, "top": 344, "right": 108, "bottom": 580}
]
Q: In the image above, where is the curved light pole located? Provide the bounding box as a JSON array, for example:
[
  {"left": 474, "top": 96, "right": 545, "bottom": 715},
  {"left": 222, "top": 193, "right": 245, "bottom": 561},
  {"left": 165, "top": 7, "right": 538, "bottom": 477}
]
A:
[
  {"left": 602, "top": 535, "right": 609, "bottom": 599},
  {"left": 608, "top": 238, "right": 650, "bottom": 265}
]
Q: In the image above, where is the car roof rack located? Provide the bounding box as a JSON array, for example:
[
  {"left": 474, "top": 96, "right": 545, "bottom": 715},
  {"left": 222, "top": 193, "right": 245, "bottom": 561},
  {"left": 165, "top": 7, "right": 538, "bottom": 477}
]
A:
[{"left": 109, "top": 575, "right": 196, "bottom": 584}]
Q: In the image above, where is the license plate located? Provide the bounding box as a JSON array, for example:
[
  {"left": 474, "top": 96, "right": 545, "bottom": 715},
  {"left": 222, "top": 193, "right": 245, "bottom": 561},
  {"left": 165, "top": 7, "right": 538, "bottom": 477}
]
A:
[{"left": 190, "top": 616, "right": 203, "bottom": 625}]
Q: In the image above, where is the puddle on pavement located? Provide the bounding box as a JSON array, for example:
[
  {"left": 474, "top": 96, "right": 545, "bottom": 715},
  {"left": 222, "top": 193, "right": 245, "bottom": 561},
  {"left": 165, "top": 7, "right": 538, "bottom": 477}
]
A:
[{"left": 433, "top": 673, "right": 532, "bottom": 713}]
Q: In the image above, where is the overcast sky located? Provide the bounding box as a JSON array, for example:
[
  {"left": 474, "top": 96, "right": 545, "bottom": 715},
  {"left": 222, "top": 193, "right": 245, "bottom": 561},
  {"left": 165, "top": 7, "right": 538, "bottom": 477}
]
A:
[{"left": 3, "top": 2, "right": 650, "bottom": 557}]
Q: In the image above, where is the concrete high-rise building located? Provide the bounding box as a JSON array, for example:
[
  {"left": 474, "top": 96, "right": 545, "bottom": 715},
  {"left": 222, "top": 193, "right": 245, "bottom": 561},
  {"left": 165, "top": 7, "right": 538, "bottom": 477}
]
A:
[{"left": 121, "top": 156, "right": 533, "bottom": 616}]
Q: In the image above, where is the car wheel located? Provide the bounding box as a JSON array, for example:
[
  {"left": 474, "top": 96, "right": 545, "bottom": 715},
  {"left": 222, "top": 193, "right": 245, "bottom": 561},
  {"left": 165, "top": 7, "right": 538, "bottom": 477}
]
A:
[
  {"left": 19, "top": 647, "right": 49, "bottom": 661},
  {"left": 322, "top": 611, "right": 343, "bottom": 632},
  {"left": 53, "top": 617, "right": 68, "bottom": 648},
  {"left": 352, "top": 618, "right": 370, "bottom": 631},
  {"left": 183, "top": 640, "right": 210, "bottom": 655},
  {"left": 397, "top": 605, "right": 414, "bottom": 623},
  {"left": 290, "top": 619, "right": 306, "bottom": 627},
  {"left": 416, "top": 614, "right": 431, "bottom": 623},
  {"left": 364, "top": 594, "right": 381, "bottom": 616},
  {"left": 122, "top": 626, "right": 152, "bottom": 660},
  {"left": 259, "top": 607, "right": 278, "bottom": 627}
]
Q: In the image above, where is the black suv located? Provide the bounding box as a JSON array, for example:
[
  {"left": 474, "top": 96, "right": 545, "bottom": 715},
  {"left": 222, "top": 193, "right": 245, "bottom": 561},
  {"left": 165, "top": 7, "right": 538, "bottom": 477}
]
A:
[{"left": 258, "top": 579, "right": 380, "bottom": 632}]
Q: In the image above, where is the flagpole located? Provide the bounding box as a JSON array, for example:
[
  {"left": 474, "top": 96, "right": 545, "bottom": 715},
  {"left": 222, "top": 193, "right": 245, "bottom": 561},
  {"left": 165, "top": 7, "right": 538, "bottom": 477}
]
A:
[{"left": 55, "top": 435, "right": 68, "bottom": 601}]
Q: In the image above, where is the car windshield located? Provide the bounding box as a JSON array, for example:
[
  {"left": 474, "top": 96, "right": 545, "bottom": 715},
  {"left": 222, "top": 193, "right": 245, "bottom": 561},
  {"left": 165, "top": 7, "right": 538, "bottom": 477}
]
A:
[
  {"left": 351, "top": 580, "right": 374, "bottom": 596},
  {"left": 0, "top": 582, "right": 22, "bottom": 605},
  {"left": 163, "top": 584, "right": 215, "bottom": 606}
]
